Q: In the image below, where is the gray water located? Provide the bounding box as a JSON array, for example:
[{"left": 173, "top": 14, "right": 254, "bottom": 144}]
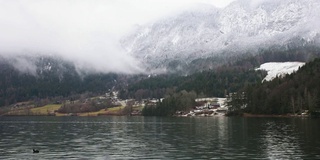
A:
[{"left": 0, "top": 116, "right": 319, "bottom": 160}]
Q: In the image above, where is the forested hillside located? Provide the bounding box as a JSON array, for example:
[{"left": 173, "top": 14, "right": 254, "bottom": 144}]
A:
[
  {"left": 1, "top": 48, "right": 319, "bottom": 109},
  {"left": 120, "top": 48, "right": 320, "bottom": 100},
  {"left": 0, "top": 56, "right": 119, "bottom": 107},
  {"left": 120, "top": 69, "right": 266, "bottom": 100},
  {"left": 243, "top": 58, "right": 320, "bottom": 115}
]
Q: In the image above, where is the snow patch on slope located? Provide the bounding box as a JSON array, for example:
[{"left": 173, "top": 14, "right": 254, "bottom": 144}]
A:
[{"left": 256, "top": 62, "right": 305, "bottom": 81}]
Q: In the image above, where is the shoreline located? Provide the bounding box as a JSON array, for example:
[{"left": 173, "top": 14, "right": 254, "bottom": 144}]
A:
[
  {"left": 1, "top": 113, "right": 310, "bottom": 118},
  {"left": 242, "top": 113, "right": 309, "bottom": 118}
]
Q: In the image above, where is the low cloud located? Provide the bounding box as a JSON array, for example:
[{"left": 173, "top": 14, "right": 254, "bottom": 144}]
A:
[
  {"left": 10, "top": 57, "right": 38, "bottom": 76},
  {"left": 0, "top": 0, "right": 235, "bottom": 75},
  {"left": 0, "top": 0, "right": 145, "bottom": 74}
]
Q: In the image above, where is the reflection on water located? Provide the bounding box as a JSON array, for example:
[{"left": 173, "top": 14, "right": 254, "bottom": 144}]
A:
[
  {"left": 0, "top": 116, "right": 320, "bottom": 159},
  {"left": 261, "top": 120, "right": 302, "bottom": 159}
]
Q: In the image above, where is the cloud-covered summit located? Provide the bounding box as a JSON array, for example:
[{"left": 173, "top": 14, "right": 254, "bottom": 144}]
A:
[
  {"left": 0, "top": 0, "right": 145, "bottom": 74},
  {"left": 0, "top": 0, "right": 236, "bottom": 75}
]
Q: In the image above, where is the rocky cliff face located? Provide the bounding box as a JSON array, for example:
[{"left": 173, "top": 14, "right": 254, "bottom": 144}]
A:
[{"left": 122, "top": 0, "right": 320, "bottom": 72}]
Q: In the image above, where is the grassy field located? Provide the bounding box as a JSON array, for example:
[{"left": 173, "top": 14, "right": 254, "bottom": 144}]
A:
[
  {"left": 5, "top": 104, "right": 61, "bottom": 116},
  {"left": 4, "top": 104, "right": 137, "bottom": 116},
  {"left": 107, "top": 106, "right": 125, "bottom": 112},
  {"left": 102, "top": 106, "right": 125, "bottom": 115},
  {"left": 133, "top": 105, "right": 144, "bottom": 111},
  {"left": 58, "top": 106, "right": 125, "bottom": 116},
  {"left": 78, "top": 109, "right": 107, "bottom": 116},
  {"left": 30, "top": 104, "right": 62, "bottom": 115},
  {"left": 5, "top": 109, "right": 32, "bottom": 116}
]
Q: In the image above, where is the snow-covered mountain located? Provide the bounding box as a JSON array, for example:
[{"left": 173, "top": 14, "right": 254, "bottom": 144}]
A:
[
  {"left": 256, "top": 62, "right": 305, "bottom": 81},
  {"left": 122, "top": 0, "right": 320, "bottom": 72}
]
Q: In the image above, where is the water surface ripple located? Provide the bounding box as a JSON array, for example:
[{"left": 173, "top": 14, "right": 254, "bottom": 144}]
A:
[{"left": 0, "top": 116, "right": 319, "bottom": 159}]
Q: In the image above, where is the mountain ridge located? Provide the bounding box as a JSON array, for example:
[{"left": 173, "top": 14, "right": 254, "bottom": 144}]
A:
[{"left": 121, "top": 0, "right": 320, "bottom": 73}]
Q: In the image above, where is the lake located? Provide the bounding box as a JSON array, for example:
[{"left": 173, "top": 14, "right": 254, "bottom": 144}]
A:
[{"left": 0, "top": 116, "right": 320, "bottom": 159}]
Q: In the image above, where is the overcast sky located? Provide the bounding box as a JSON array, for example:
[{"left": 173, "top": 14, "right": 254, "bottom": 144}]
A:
[{"left": 0, "top": 0, "right": 235, "bottom": 74}]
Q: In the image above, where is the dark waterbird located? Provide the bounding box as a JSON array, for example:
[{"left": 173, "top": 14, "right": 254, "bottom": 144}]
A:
[{"left": 33, "top": 149, "right": 39, "bottom": 153}]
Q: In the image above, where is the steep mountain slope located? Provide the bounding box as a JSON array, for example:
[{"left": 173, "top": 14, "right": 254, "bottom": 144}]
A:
[{"left": 122, "top": 0, "right": 320, "bottom": 72}]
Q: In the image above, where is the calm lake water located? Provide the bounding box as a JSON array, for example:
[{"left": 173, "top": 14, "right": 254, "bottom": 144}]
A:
[{"left": 0, "top": 116, "right": 320, "bottom": 160}]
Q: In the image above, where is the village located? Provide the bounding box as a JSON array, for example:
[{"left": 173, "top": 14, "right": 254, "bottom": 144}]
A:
[
  {"left": 1, "top": 91, "right": 229, "bottom": 117},
  {"left": 178, "top": 97, "right": 227, "bottom": 117},
  {"left": 112, "top": 91, "right": 228, "bottom": 117}
]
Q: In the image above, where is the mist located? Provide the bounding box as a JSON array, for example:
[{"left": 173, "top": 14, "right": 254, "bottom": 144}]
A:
[
  {"left": 0, "top": 0, "right": 234, "bottom": 75},
  {"left": 0, "top": 0, "right": 144, "bottom": 74}
]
